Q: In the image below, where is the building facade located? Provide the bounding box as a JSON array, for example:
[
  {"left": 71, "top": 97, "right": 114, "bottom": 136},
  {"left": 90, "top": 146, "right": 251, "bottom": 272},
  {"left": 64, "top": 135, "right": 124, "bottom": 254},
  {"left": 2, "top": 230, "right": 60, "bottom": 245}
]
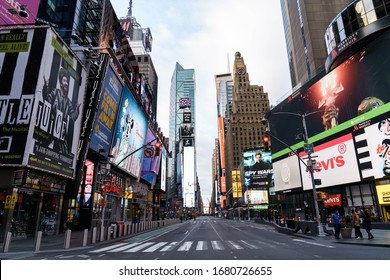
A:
[
  {"left": 280, "top": 0, "right": 352, "bottom": 89},
  {"left": 271, "top": 0, "right": 390, "bottom": 223},
  {"left": 168, "top": 63, "right": 197, "bottom": 215}
]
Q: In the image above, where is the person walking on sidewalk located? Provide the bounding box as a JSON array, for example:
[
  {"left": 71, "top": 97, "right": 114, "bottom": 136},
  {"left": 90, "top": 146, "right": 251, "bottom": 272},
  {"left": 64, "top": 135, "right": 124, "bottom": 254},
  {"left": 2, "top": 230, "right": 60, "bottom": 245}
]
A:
[
  {"left": 351, "top": 209, "right": 363, "bottom": 239},
  {"left": 362, "top": 210, "right": 374, "bottom": 239},
  {"left": 331, "top": 210, "right": 341, "bottom": 239}
]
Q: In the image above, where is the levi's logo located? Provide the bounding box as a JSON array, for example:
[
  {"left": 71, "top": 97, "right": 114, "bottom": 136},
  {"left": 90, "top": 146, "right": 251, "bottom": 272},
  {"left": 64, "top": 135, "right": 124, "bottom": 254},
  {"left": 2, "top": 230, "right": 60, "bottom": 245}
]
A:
[{"left": 314, "top": 156, "right": 345, "bottom": 172}]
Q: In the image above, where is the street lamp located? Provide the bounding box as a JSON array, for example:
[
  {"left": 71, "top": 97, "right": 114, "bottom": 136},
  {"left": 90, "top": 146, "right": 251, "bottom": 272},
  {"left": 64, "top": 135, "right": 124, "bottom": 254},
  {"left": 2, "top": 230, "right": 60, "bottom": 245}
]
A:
[{"left": 263, "top": 110, "right": 327, "bottom": 236}]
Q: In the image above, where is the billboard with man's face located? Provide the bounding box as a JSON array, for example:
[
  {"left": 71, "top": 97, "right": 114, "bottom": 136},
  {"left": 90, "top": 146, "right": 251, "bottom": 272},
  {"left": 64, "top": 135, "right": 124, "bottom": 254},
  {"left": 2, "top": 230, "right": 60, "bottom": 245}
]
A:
[
  {"left": 243, "top": 150, "right": 273, "bottom": 189},
  {"left": 0, "top": 27, "right": 87, "bottom": 178}
]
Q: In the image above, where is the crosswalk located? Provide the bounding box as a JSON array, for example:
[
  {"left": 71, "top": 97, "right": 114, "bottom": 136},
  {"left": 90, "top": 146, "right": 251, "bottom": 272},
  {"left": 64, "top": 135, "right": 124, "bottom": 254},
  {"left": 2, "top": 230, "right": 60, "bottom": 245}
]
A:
[{"left": 89, "top": 238, "right": 327, "bottom": 254}]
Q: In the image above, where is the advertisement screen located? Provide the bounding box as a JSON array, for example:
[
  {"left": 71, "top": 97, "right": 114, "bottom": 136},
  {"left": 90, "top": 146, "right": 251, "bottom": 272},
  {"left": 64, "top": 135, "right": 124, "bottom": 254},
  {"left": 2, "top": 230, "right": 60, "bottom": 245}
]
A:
[
  {"left": 299, "top": 134, "right": 360, "bottom": 190},
  {"left": 271, "top": 29, "right": 390, "bottom": 157},
  {"left": 244, "top": 190, "right": 269, "bottom": 204},
  {"left": 0, "top": 1, "right": 39, "bottom": 25},
  {"left": 110, "top": 86, "right": 148, "bottom": 178},
  {"left": 273, "top": 155, "right": 302, "bottom": 193},
  {"left": 90, "top": 63, "right": 123, "bottom": 155},
  {"left": 182, "top": 146, "right": 195, "bottom": 208},
  {"left": 243, "top": 150, "right": 273, "bottom": 189},
  {"left": 77, "top": 159, "right": 94, "bottom": 207},
  {"left": 353, "top": 114, "right": 390, "bottom": 180},
  {"left": 141, "top": 129, "right": 161, "bottom": 184}
]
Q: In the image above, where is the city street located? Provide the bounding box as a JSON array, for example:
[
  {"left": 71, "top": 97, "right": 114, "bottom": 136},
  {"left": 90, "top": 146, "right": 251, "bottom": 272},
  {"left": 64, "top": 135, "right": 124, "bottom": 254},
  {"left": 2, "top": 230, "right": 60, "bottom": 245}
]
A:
[{"left": 15, "top": 216, "right": 390, "bottom": 260}]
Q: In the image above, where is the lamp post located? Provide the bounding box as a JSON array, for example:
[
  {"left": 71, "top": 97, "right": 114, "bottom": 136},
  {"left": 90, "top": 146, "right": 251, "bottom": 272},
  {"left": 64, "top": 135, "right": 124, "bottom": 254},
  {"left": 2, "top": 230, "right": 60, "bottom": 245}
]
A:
[{"left": 264, "top": 110, "right": 327, "bottom": 236}]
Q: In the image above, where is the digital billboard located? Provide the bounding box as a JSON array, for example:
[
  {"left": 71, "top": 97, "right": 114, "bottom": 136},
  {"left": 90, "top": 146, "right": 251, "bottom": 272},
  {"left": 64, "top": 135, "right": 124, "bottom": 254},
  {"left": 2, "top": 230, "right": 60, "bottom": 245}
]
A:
[
  {"left": 0, "top": 0, "right": 39, "bottom": 25},
  {"left": 299, "top": 134, "right": 360, "bottom": 190},
  {"left": 273, "top": 155, "right": 302, "bottom": 193},
  {"left": 244, "top": 190, "right": 269, "bottom": 204},
  {"left": 271, "top": 29, "right": 390, "bottom": 159},
  {"left": 110, "top": 86, "right": 148, "bottom": 178},
  {"left": 89, "top": 63, "right": 123, "bottom": 156},
  {"left": 243, "top": 150, "right": 273, "bottom": 189},
  {"left": 141, "top": 128, "right": 161, "bottom": 184},
  {"left": 182, "top": 146, "right": 195, "bottom": 208}
]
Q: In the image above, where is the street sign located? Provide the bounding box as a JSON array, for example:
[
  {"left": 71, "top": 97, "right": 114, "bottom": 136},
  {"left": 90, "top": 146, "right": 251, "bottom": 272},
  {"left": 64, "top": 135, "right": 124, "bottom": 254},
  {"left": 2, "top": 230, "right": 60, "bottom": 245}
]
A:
[{"left": 304, "top": 143, "right": 314, "bottom": 154}]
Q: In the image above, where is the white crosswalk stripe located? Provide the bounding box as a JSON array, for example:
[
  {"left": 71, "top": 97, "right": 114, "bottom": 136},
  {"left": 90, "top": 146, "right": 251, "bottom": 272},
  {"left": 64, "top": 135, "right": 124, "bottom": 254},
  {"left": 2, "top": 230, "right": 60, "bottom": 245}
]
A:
[{"left": 89, "top": 239, "right": 308, "bottom": 254}]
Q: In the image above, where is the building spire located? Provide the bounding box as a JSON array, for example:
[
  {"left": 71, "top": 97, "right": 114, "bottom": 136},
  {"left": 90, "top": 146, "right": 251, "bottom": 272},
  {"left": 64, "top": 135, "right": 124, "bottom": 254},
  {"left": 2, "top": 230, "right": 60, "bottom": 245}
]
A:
[{"left": 127, "top": 0, "right": 133, "bottom": 17}]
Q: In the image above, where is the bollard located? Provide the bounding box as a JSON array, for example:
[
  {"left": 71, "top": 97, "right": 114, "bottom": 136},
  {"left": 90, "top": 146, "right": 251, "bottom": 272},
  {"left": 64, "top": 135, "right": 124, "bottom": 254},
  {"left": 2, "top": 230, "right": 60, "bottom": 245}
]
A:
[
  {"left": 64, "top": 229, "right": 71, "bottom": 249},
  {"left": 2, "top": 232, "right": 12, "bottom": 253},
  {"left": 34, "top": 231, "right": 43, "bottom": 252},
  {"left": 100, "top": 226, "right": 105, "bottom": 241},
  {"left": 92, "top": 227, "right": 97, "bottom": 244},
  {"left": 82, "top": 229, "right": 88, "bottom": 247},
  {"left": 107, "top": 226, "right": 111, "bottom": 241},
  {"left": 113, "top": 225, "right": 117, "bottom": 238},
  {"left": 118, "top": 225, "right": 123, "bottom": 237}
]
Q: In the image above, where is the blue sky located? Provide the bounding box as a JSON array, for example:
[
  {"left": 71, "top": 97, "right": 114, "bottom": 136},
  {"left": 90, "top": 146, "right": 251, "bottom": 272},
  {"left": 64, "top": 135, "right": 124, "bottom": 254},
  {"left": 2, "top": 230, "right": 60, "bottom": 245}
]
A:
[{"left": 111, "top": 0, "right": 292, "bottom": 205}]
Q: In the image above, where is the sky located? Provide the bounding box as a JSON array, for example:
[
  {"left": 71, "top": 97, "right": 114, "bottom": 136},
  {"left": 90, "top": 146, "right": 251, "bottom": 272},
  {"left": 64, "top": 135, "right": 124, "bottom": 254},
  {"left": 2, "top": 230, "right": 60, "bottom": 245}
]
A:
[{"left": 111, "top": 0, "right": 292, "bottom": 206}]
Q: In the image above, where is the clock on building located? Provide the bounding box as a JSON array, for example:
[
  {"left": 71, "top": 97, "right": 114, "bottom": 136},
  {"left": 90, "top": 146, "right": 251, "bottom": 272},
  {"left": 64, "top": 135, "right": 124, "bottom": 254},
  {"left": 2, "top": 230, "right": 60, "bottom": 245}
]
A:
[{"left": 237, "top": 68, "right": 245, "bottom": 75}]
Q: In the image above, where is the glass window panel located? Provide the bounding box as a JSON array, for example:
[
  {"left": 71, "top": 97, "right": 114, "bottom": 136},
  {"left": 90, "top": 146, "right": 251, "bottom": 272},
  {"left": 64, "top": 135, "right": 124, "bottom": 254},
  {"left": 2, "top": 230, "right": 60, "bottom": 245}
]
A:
[
  {"left": 373, "top": 0, "right": 384, "bottom": 8},
  {"left": 337, "top": 16, "right": 346, "bottom": 42},
  {"left": 375, "top": 5, "right": 387, "bottom": 18},
  {"left": 366, "top": 9, "right": 378, "bottom": 23},
  {"left": 363, "top": 0, "right": 375, "bottom": 12}
]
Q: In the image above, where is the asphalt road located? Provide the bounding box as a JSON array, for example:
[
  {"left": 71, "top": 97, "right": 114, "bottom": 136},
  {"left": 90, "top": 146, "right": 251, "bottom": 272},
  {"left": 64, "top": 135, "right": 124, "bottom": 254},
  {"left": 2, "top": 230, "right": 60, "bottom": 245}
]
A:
[{"left": 17, "top": 216, "right": 390, "bottom": 260}]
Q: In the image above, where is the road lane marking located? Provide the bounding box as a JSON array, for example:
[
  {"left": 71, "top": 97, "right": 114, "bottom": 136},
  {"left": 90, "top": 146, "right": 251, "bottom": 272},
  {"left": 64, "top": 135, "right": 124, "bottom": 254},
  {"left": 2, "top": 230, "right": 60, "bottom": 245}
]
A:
[
  {"left": 292, "top": 239, "right": 335, "bottom": 248},
  {"left": 196, "top": 241, "right": 208, "bottom": 251},
  {"left": 90, "top": 243, "right": 129, "bottom": 253},
  {"left": 108, "top": 243, "right": 143, "bottom": 252},
  {"left": 178, "top": 241, "right": 193, "bottom": 251},
  {"left": 143, "top": 242, "right": 168, "bottom": 252},
  {"left": 239, "top": 240, "right": 259, "bottom": 249},
  {"left": 160, "top": 242, "right": 178, "bottom": 252},
  {"left": 226, "top": 240, "right": 243, "bottom": 250},
  {"left": 211, "top": 241, "right": 225, "bottom": 250},
  {"left": 124, "top": 242, "right": 155, "bottom": 252}
]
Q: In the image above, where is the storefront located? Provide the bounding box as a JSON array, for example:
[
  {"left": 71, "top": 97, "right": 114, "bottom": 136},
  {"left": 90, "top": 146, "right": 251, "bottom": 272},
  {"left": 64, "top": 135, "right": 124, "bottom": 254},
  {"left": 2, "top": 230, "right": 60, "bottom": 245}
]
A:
[
  {"left": 376, "top": 183, "right": 390, "bottom": 222},
  {"left": 0, "top": 168, "right": 65, "bottom": 239}
]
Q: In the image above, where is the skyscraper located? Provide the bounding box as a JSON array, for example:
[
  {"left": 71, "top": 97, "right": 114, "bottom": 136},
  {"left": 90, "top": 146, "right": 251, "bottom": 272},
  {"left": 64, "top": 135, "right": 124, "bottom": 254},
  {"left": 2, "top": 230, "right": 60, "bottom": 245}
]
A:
[
  {"left": 280, "top": 0, "right": 352, "bottom": 88},
  {"left": 168, "top": 63, "right": 196, "bottom": 210},
  {"left": 223, "top": 52, "right": 270, "bottom": 208}
]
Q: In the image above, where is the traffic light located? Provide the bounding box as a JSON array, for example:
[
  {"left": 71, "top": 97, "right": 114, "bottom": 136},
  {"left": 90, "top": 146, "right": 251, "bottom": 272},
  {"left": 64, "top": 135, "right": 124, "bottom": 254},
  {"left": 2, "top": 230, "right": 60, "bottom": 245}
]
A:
[
  {"left": 155, "top": 141, "right": 161, "bottom": 156},
  {"left": 263, "top": 135, "right": 270, "bottom": 151}
]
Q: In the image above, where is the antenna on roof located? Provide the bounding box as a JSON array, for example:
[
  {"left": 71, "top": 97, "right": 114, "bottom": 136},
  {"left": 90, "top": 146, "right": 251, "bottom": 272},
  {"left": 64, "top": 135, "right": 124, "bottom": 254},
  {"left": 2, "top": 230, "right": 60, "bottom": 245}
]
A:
[{"left": 127, "top": 0, "right": 133, "bottom": 17}]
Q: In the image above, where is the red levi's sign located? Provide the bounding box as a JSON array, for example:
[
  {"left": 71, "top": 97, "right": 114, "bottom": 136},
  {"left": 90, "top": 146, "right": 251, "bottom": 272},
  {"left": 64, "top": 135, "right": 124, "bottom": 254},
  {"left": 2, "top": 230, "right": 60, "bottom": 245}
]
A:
[{"left": 324, "top": 194, "right": 342, "bottom": 207}]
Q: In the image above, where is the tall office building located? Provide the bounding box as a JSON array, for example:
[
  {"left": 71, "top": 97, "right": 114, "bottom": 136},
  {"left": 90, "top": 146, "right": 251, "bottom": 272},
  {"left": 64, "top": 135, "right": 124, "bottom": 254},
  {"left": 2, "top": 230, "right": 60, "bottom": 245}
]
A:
[
  {"left": 223, "top": 52, "right": 270, "bottom": 208},
  {"left": 280, "top": 0, "right": 352, "bottom": 88},
  {"left": 168, "top": 63, "right": 196, "bottom": 209}
]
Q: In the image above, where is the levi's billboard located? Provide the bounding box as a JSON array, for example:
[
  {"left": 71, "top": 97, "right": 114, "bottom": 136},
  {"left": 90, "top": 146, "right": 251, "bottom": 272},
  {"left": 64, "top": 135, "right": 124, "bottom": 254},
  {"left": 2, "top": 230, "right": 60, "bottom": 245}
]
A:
[{"left": 299, "top": 134, "right": 360, "bottom": 190}]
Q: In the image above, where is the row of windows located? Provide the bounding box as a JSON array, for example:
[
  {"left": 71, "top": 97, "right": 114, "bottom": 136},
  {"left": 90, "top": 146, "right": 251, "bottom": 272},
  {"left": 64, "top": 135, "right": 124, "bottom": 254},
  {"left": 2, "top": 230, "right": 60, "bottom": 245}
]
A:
[{"left": 325, "top": 0, "right": 390, "bottom": 54}]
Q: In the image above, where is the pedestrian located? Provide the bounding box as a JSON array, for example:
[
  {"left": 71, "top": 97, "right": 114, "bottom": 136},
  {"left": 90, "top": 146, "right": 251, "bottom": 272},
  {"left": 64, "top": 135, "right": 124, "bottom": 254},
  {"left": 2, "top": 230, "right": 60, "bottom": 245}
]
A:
[
  {"left": 362, "top": 210, "right": 374, "bottom": 239},
  {"left": 351, "top": 209, "right": 363, "bottom": 239},
  {"left": 331, "top": 210, "right": 341, "bottom": 239}
]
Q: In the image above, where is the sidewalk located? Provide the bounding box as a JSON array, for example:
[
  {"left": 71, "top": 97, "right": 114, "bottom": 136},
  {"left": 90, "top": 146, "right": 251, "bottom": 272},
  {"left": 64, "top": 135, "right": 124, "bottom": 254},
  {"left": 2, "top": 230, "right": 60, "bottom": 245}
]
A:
[
  {"left": 0, "top": 220, "right": 181, "bottom": 259},
  {"left": 255, "top": 219, "right": 390, "bottom": 247}
]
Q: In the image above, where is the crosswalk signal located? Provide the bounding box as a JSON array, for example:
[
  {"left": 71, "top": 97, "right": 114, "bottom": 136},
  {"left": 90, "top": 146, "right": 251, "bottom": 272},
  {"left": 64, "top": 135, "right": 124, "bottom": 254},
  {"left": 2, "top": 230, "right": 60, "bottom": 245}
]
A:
[
  {"left": 263, "top": 135, "right": 270, "bottom": 151},
  {"left": 155, "top": 141, "right": 161, "bottom": 156}
]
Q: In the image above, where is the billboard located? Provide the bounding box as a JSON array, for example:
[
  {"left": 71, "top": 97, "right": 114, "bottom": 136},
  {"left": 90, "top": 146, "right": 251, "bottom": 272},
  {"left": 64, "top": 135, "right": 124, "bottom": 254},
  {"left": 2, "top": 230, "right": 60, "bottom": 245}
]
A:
[
  {"left": 0, "top": 27, "right": 87, "bottom": 178},
  {"left": 244, "top": 190, "right": 269, "bottom": 204},
  {"left": 243, "top": 150, "right": 273, "bottom": 189},
  {"left": 160, "top": 150, "right": 167, "bottom": 192},
  {"left": 299, "top": 134, "right": 360, "bottom": 190},
  {"left": 0, "top": 1, "right": 39, "bottom": 25},
  {"left": 89, "top": 63, "right": 123, "bottom": 155},
  {"left": 182, "top": 146, "right": 195, "bottom": 208},
  {"left": 273, "top": 155, "right": 302, "bottom": 193},
  {"left": 110, "top": 86, "right": 148, "bottom": 178},
  {"left": 218, "top": 116, "right": 226, "bottom": 169},
  {"left": 232, "top": 170, "right": 242, "bottom": 198},
  {"left": 271, "top": 29, "right": 390, "bottom": 158}
]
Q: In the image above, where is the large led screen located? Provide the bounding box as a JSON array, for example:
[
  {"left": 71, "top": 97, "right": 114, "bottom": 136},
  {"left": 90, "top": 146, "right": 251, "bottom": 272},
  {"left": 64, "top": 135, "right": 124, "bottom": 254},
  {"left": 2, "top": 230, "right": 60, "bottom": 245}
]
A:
[
  {"left": 0, "top": 1, "right": 39, "bottom": 25},
  {"left": 244, "top": 190, "right": 269, "bottom": 204},
  {"left": 271, "top": 29, "right": 390, "bottom": 158},
  {"left": 182, "top": 146, "right": 195, "bottom": 208},
  {"left": 243, "top": 150, "right": 273, "bottom": 189},
  {"left": 299, "top": 134, "right": 360, "bottom": 190},
  {"left": 273, "top": 155, "right": 302, "bottom": 193},
  {"left": 90, "top": 63, "right": 123, "bottom": 156},
  {"left": 110, "top": 86, "right": 148, "bottom": 178}
]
